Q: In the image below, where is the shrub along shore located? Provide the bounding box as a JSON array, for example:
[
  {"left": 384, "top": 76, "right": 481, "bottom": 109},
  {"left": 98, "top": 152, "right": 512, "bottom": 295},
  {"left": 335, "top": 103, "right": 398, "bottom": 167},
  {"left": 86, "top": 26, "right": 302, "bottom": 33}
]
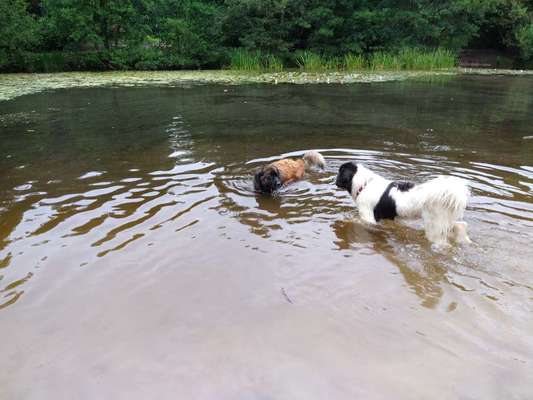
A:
[{"left": 4, "top": 48, "right": 457, "bottom": 73}]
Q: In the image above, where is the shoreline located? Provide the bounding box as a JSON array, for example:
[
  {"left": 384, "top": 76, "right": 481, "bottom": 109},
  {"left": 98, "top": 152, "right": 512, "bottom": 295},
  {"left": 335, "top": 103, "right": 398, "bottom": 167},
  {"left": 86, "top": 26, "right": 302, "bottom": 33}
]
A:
[{"left": 1, "top": 68, "right": 533, "bottom": 102}]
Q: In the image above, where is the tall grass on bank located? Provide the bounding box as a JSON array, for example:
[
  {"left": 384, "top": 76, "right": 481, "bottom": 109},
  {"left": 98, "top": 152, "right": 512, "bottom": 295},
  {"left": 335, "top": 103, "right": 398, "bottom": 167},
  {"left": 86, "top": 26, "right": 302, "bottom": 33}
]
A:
[
  {"left": 229, "top": 49, "right": 283, "bottom": 72},
  {"left": 398, "top": 47, "right": 456, "bottom": 70},
  {"left": 264, "top": 53, "right": 283, "bottom": 72},
  {"left": 369, "top": 52, "right": 403, "bottom": 70},
  {"left": 229, "top": 49, "right": 262, "bottom": 71},
  {"left": 344, "top": 53, "right": 366, "bottom": 70},
  {"left": 228, "top": 47, "right": 456, "bottom": 73},
  {"left": 294, "top": 48, "right": 455, "bottom": 72},
  {"left": 366, "top": 48, "right": 456, "bottom": 70},
  {"left": 295, "top": 51, "right": 347, "bottom": 72}
]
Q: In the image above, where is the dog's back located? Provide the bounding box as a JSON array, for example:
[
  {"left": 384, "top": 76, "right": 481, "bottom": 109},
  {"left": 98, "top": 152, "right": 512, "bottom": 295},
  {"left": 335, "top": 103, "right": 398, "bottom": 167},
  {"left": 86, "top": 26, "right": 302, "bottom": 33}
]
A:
[
  {"left": 419, "top": 176, "right": 469, "bottom": 218},
  {"left": 271, "top": 158, "right": 306, "bottom": 184},
  {"left": 396, "top": 176, "right": 469, "bottom": 244}
]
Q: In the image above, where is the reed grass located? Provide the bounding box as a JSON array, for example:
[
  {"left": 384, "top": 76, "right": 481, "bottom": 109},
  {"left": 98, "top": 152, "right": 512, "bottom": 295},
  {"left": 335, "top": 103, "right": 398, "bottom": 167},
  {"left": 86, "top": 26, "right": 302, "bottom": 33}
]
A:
[
  {"left": 229, "top": 48, "right": 456, "bottom": 72},
  {"left": 295, "top": 51, "right": 327, "bottom": 72},
  {"left": 229, "top": 48, "right": 262, "bottom": 71},
  {"left": 369, "top": 52, "right": 402, "bottom": 70},
  {"left": 398, "top": 47, "right": 456, "bottom": 70},
  {"left": 229, "top": 49, "right": 284, "bottom": 72},
  {"left": 343, "top": 53, "right": 367, "bottom": 70},
  {"left": 263, "top": 54, "right": 284, "bottom": 72},
  {"left": 295, "top": 51, "right": 344, "bottom": 72}
]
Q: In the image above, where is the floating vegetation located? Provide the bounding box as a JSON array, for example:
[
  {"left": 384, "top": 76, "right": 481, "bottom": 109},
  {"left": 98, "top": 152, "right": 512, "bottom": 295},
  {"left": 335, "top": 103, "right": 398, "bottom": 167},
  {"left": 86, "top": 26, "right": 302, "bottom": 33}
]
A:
[{"left": 0, "top": 69, "right": 532, "bottom": 102}]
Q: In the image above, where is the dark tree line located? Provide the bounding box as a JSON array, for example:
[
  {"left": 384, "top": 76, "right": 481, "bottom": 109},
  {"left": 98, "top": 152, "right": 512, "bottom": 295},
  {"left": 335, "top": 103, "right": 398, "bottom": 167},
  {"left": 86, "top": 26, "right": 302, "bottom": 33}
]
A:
[{"left": 1, "top": 0, "right": 533, "bottom": 71}]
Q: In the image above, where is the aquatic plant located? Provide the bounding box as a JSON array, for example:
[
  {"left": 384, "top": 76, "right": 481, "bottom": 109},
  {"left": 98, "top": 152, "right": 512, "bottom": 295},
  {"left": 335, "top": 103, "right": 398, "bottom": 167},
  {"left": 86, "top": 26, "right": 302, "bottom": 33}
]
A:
[{"left": 3, "top": 69, "right": 532, "bottom": 103}]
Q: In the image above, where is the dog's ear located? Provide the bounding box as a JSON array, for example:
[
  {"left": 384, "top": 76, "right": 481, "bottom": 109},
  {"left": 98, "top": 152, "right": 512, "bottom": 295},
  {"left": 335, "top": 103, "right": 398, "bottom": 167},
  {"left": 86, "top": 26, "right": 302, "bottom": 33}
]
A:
[
  {"left": 336, "top": 162, "right": 357, "bottom": 193},
  {"left": 253, "top": 170, "right": 264, "bottom": 191}
]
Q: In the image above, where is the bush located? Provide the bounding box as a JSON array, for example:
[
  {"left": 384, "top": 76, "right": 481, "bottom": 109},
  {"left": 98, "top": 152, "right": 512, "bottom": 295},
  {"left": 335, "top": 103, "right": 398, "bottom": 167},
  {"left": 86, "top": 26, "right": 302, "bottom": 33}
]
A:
[
  {"left": 109, "top": 48, "right": 202, "bottom": 70},
  {"left": 0, "top": 47, "right": 223, "bottom": 72},
  {"left": 516, "top": 24, "right": 533, "bottom": 61},
  {"left": 0, "top": 51, "right": 108, "bottom": 72}
]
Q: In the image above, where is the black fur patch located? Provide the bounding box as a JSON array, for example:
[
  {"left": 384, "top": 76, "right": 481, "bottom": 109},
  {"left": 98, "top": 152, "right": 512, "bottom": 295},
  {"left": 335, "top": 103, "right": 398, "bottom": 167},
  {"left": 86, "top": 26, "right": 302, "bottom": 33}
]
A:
[
  {"left": 373, "top": 181, "right": 414, "bottom": 221},
  {"left": 373, "top": 183, "right": 397, "bottom": 221},
  {"left": 395, "top": 181, "right": 415, "bottom": 192},
  {"left": 336, "top": 162, "right": 358, "bottom": 194}
]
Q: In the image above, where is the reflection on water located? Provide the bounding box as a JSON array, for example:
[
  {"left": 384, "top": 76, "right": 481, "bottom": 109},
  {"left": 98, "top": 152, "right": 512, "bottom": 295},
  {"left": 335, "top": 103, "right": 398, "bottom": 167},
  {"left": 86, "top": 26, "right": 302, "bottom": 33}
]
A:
[{"left": 1, "top": 76, "right": 532, "bottom": 398}]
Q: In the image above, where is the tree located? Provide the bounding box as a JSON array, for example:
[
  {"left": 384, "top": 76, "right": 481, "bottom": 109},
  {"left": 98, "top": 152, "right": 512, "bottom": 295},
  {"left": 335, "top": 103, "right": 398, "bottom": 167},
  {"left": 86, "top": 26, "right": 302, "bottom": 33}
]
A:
[
  {"left": 0, "top": 0, "right": 39, "bottom": 67},
  {"left": 40, "top": 0, "right": 151, "bottom": 51},
  {"left": 156, "top": 0, "right": 223, "bottom": 65},
  {"left": 2, "top": 0, "right": 533, "bottom": 71}
]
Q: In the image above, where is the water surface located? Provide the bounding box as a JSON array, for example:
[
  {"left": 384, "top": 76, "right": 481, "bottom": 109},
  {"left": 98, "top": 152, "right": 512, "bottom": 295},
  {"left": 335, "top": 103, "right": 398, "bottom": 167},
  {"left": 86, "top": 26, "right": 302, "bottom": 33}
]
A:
[{"left": 1, "top": 75, "right": 533, "bottom": 399}]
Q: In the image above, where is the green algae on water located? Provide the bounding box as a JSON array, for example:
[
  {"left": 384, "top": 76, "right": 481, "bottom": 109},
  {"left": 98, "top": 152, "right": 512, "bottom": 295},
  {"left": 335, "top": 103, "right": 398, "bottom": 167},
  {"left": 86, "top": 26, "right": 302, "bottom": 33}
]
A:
[{"left": 1, "top": 69, "right": 532, "bottom": 102}]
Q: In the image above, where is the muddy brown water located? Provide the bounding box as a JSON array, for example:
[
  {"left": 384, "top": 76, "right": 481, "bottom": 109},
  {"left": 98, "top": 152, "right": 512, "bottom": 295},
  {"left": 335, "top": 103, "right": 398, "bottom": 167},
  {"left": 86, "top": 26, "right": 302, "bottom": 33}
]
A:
[{"left": 1, "top": 75, "right": 533, "bottom": 399}]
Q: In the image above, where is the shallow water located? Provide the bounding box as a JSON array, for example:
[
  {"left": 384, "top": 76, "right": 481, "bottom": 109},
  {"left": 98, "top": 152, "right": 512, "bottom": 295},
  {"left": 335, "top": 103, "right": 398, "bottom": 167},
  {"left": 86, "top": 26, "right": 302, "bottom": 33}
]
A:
[{"left": 1, "top": 75, "right": 533, "bottom": 399}]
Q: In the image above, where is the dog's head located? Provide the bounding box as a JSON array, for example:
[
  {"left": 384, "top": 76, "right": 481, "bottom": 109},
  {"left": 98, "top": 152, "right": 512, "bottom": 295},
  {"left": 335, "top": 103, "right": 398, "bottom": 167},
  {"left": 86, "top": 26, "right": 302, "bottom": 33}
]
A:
[
  {"left": 254, "top": 166, "right": 282, "bottom": 194},
  {"left": 335, "top": 162, "right": 358, "bottom": 194}
]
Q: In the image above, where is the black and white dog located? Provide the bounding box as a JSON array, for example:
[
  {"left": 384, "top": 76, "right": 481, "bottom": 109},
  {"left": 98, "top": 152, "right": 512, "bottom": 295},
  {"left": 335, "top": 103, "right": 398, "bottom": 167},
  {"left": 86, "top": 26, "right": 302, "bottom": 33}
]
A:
[{"left": 335, "top": 162, "right": 471, "bottom": 245}]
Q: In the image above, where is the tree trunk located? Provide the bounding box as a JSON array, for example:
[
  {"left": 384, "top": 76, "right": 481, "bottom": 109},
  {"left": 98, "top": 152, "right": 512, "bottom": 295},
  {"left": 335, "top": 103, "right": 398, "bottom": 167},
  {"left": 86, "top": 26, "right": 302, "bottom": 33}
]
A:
[{"left": 99, "top": 0, "right": 110, "bottom": 50}]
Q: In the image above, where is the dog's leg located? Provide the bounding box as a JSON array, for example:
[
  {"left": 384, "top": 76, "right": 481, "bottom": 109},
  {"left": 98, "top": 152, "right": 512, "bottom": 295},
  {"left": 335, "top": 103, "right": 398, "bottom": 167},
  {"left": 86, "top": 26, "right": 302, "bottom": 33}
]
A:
[
  {"left": 359, "top": 209, "right": 377, "bottom": 224},
  {"left": 422, "top": 210, "right": 450, "bottom": 246},
  {"left": 452, "top": 221, "right": 472, "bottom": 244}
]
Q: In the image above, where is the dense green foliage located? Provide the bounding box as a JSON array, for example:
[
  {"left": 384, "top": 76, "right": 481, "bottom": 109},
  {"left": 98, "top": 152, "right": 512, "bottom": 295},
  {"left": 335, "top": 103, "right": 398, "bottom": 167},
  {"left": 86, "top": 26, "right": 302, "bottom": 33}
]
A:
[{"left": 1, "top": 0, "right": 533, "bottom": 72}]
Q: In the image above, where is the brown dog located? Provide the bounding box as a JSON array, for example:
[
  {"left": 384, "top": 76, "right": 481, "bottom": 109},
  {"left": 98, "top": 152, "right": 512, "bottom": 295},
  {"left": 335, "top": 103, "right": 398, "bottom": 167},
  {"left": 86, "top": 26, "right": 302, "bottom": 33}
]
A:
[{"left": 253, "top": 151, "right": 326, "bottom": 194}]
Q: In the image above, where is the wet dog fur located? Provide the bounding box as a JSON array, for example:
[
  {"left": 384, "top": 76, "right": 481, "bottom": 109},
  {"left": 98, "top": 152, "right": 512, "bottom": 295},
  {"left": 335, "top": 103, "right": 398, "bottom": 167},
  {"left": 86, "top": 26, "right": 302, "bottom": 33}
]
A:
[
  {"left": 335, "top": 161, "right": 471, "bottom": 245},
  {"left": 254, "top": 151, "right": 326, "bottom": 194}
]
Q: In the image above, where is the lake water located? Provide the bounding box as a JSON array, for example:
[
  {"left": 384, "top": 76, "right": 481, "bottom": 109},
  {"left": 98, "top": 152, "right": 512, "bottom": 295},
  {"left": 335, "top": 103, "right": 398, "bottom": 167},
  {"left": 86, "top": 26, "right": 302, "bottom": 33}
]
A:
[{"left": 1, "top": 74, "right": 532, "bottom": 399}]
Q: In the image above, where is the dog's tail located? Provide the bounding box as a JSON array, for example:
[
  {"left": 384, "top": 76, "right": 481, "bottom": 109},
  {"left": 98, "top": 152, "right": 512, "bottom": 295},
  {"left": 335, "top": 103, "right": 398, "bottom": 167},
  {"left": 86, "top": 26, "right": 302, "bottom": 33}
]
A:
[{"left": 303, "top": 150, "right": 326, "bottom": 169}]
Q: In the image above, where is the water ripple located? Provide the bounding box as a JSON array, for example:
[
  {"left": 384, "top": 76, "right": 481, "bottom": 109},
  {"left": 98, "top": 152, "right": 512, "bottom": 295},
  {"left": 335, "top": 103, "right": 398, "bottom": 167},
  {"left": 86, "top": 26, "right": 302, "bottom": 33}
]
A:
[{"left": 0, "top": 148, "right": 532, "bottom": 311}]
